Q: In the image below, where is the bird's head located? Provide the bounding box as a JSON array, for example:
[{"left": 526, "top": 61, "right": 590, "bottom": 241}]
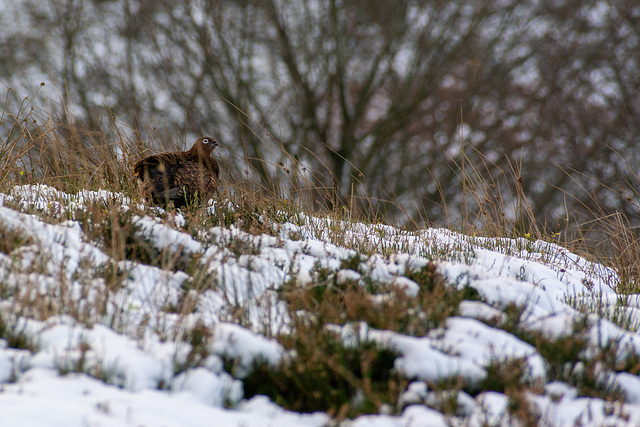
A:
[{"left": 192, "top": 136, "right": 218, "bottom": 156}]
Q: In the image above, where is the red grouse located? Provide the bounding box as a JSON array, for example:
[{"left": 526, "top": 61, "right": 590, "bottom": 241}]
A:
[{"left": 133, "top": 136, "right": 220, "bottom": 208}]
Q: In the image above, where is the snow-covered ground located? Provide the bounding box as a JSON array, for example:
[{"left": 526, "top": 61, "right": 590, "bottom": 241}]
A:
[{"left": 1, "top": 185, "right": 640, "bottom": 426}]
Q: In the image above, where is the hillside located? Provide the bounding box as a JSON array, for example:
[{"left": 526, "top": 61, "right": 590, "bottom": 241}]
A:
[{"left": 1, "top": 184, "right": 640, "bottom": 426}]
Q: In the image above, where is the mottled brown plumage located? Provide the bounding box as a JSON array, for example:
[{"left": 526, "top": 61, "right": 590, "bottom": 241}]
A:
[{"left": 133, "top": 136, "right": 220, "bottom": 208}]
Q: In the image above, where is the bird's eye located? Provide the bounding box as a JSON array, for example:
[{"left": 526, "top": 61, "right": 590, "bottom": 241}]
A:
[{"left": 202, "top": 138, "right": 210, "bottom": 144}]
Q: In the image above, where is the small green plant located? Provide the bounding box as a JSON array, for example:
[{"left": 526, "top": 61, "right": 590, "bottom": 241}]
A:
[
  {"left": 0, "top": 315, "right": 38, "bottom": 352},
  {"left": 0, "top": 223, "right": 35, "bottom": 255},
  {"left": 173, "top": 321, "right": 213, "bottom": 376},
  {"left": 54, "top": 338, "right": 92, "bottom": 376},
  {"left": 340, "top": 253, "right": 362, "bottom": 272},
  {"left": 281, "top": 261, "right": 480, "bottom": 338},
  {"left": 242, "top": 329, "right": 404, "bottom": 420},
  {"left": 480, "top": 357, "right": 530, "bottom": 395},
  {"left": 505, "top": 315, "right": 628, "bottom": 403}
]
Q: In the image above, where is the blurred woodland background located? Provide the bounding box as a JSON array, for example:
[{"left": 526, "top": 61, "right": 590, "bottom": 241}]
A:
[{"left": 1, "top": 0, "right": 639, "bottom": 236}]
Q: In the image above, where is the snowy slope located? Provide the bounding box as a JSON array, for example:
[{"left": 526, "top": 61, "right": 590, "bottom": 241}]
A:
[{"left": 1, "top": 185, "right": 640, "bottom": 426}]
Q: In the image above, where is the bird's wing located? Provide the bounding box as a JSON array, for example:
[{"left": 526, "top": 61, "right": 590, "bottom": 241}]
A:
[
  {"left": 169, "top": 160, "right": 218, "bottom": 197},
  {"left": 133, "top": 153, "right": 186, "bottom": 180}
]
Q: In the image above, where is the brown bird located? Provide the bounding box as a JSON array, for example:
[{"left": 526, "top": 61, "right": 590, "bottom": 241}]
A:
[{"left": 133, "top": 136, "right": 220, "bottom": 208}]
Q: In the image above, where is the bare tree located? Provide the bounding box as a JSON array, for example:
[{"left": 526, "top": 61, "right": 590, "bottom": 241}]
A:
[{"left": 2, "top": 0, "right": 640, "bottom": 231}]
